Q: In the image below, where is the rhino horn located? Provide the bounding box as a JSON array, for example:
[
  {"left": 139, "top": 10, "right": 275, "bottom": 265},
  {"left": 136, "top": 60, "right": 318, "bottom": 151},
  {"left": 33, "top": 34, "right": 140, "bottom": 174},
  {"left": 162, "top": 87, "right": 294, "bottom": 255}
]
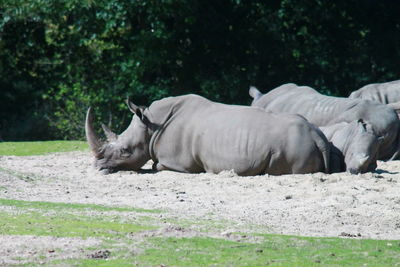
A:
[
  {"left": 85, "top": 107, "right": 102, "bottom": 157},
  {"left": 101, "top": 123, "right": 117, "bottom": 142}
]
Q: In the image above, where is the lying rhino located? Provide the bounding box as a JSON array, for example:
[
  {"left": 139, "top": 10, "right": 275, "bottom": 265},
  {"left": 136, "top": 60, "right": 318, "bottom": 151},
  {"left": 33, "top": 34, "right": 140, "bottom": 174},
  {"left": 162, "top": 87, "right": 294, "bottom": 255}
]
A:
[
  {"left": 320, "top": 120, "right": 381, "bottom": 174},
  {"left": 86, "top": 94, "right": 331, "bottom": 176},
  {"left": 388, "top": 102, "right": 400, "bottom": 118},
  {"left": 349, "top": 79, "right": 400, "bottom": 104},
  {"left": 249, "top": 83, "right": 399, "bottom": 161}
]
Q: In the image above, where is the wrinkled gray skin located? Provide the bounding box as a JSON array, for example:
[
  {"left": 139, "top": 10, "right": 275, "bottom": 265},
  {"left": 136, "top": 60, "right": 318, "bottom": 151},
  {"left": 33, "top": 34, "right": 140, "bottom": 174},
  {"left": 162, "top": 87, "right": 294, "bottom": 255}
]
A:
[
  {"left": 86, "top": 94, "right": 331, "bottom": 176},
  {"left": 85, "top": 107, "right": 151, "bottom": 174},
  {"left": 388, "top": 101, "right": 400, "bottom": 118},
  {"left": 249, "top": 83, "right": 400, "bottom": 161},
  {"left": 320, "top": 120, "right": 381, "bottom": 174},
  {"left": 349, "top": 80, "right": 400, "bottom": 104}
]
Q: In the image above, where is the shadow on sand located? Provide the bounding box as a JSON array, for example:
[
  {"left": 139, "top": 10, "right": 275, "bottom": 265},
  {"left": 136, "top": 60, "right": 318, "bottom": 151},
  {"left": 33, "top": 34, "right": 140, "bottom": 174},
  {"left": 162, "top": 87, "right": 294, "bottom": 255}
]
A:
[{"left": 375, "top": 169, "right": 399, "bottom": 175}]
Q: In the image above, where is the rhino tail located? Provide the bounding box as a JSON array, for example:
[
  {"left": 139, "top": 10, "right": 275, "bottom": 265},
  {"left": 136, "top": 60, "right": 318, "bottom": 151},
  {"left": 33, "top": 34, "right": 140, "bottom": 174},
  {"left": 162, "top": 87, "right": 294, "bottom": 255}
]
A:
[
  {"left": 321, "top": 146, "right": 331, "bottom": 174},
  {"left": 249, "top": 86, "right": 262, "bottom": 100},
  {"left": 311, "top": 129, "right": 331, "bottom": 174},
  {"left": 388, "top": 127, "right": 400, "bottom": 160}
]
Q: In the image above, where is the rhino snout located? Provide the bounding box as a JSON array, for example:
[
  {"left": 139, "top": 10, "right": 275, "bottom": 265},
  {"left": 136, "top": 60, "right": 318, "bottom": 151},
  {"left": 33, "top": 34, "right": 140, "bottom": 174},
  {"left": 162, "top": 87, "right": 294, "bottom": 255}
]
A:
[
  {"left": 346, "top": 154, "right": 372, "bottom": 174},
  {"left": 348, "top": 168, "right": 361, "bottom": 175},
  {"left": 99, "top": 168, "right": 115, "bottom": 175}
]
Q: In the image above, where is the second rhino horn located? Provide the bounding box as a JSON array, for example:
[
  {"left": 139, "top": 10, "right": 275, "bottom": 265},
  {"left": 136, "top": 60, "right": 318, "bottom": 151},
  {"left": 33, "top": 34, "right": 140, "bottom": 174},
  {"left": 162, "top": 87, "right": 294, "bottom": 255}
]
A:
[{"left": 101, "top": 124, "right": 117, "bottom": 142}]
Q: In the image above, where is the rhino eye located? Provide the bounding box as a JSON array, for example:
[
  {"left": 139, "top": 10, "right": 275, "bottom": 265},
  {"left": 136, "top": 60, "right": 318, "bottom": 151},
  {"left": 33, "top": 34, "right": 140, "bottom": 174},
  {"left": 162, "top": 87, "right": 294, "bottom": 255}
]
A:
[{"left": 120, "top": 148, "right": 131, "bottom": 158}]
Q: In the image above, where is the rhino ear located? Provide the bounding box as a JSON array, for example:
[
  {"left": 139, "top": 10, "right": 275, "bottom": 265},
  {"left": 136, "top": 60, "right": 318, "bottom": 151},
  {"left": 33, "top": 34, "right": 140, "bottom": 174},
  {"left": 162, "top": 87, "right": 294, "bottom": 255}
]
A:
[
  {"left": 127, "top": 97, "right": 144, "bottom": 117},
  {"left": 357, "top": 119, "right": 367, "bottom": 131},
  {"left": 357, "top": 119, "right": 374, "bottom": 133},
  {"left": 249, "top": 86, "right": 262, "bottom": 100},
  {"left": 101, "top": 124, "right": 117, "bottom": 142},
  {"left": 126, "top": 97, "right": 150, "bottom": 125}
]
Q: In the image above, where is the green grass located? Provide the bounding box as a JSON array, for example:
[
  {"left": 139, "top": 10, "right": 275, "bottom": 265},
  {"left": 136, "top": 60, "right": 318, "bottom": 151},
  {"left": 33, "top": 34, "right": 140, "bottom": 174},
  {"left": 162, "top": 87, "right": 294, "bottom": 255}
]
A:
[
  {"left": 46, "top": 258, "right": 137, "bottom": 267},
  {"left": 0, "top": 198, "right": 160, "bottom": 214},
  {"left": 45, "top": 235, "right": 400, "bottom": 267},
  {"left": 55, "top": 258, "right": 136, "bottom": 267},
  {"left": 137, "top": 235, "right": 400, "bottom": 266},
  {"left": 0, "top": 140, "right": 88, "bottom": 156},
  {"left": 0, "top": 211, "right": 152, "bottom": 238},
  {"left": 0, "top": 199, "right": 158, "bottom": 266},
  {"left": 0, "top": 200, "right": 158, "bottom": 239},
  {"left": 1, "top": 198, "right": 400, "bottom": 266}
]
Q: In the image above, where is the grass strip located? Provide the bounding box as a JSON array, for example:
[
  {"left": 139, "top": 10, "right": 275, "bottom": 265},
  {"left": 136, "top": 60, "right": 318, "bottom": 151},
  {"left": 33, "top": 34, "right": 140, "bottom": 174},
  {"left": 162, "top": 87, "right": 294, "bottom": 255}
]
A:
[
  {"left": 0, "top": 198, "right": 161, "bottom": 214},
  {"left": 0, "top": 211, "right": 151, "bottom": 238},
  {"left": 136, "top": 235, "right": 400, "bottom": 266},
  {"left": 0, "top": 141, "right": 88, "bottom": 156}
]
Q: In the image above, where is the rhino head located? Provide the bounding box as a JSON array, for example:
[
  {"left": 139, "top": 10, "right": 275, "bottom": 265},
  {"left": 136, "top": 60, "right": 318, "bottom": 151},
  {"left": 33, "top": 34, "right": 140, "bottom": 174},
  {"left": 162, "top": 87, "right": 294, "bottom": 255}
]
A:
[
  {"left": 335, "top": 119, "right": 382, "bottom": 174},
  {"left": 85, "top": 100, "right": 152, "bottom": 174}
]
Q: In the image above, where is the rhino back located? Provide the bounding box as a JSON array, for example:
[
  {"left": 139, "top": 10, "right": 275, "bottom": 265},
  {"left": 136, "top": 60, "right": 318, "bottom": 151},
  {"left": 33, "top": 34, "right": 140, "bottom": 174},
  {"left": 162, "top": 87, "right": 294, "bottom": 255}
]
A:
[
  {"left": 252, "top": 84, "right": 400, "bottom": 160},
  {"left": 253, "top": 85, "right": 362, "bottom": 126},
  {"left": 194, "top": 108, "right": 327, "bottom": 175},
  {"left": 350, "top": 80, "right": 400, "bottom": 104},
  {"left": 149, "top": 95, "right": 327, "bottom": 175}
]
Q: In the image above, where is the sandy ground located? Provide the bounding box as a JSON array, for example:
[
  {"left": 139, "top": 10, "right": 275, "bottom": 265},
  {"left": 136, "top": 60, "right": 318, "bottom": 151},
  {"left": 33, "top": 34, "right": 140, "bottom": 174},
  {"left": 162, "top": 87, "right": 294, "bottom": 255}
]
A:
[
  {"left": 1, "top": 151, "right": 400, "bottom": 242},
  {"left": 0, "top": 235, "right": 101, "bottom": 265}
]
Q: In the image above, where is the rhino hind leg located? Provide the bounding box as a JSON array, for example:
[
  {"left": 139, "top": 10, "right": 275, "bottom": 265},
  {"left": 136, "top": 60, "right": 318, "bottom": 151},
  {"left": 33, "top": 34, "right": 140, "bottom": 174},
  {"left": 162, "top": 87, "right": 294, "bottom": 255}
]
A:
[
  {"left": 290, "top": 150, "right": 325, "bottom": 174},
  {"left": 152, "top": 162, "right": 169, "bottom": 171}
]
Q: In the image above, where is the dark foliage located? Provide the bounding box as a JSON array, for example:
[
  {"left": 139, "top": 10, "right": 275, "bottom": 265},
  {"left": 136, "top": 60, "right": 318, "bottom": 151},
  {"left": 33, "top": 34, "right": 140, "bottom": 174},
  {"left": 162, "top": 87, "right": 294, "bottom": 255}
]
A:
[{"left": 1, "top": 0, "right": 399, "bottom": 140}]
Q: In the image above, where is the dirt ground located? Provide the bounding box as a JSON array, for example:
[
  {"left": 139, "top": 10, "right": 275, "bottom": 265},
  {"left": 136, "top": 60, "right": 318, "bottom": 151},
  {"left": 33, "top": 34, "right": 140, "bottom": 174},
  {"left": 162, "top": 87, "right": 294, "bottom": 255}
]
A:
[{"left": 1, "top": 151, "right": 400, "bottom": 241}]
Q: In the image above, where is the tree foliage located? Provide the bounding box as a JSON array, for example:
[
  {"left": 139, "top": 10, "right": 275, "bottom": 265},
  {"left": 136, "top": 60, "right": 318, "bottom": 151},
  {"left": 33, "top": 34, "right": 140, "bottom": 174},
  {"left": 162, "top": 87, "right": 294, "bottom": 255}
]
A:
[{"left": 1, "top": 0, "right": 399, "bottom": 140}]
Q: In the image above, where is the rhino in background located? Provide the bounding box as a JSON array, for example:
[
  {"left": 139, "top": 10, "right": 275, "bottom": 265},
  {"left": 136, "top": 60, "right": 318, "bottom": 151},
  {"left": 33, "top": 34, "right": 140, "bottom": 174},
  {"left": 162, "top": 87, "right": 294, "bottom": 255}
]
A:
[
  {"left": 86, "top": 94, "right": 331, "bottom": 176},
  {"left": 349, "top": 79, "right": 400, "bottom": 104},
  {"left": 249, "top": 83, "right": 400, "bottom": 161},
  {"left": 320, "top": 120, "right": 382, "bottom": 174},
  {"left": 388, "top": 101, "right": 400, "bottom": 118}
]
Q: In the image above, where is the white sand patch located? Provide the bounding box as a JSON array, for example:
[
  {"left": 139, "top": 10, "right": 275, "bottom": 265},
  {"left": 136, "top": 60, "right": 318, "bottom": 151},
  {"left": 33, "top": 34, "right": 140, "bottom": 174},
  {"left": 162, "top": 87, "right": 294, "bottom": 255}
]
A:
[{"left": 1, "top": 151, "right": 400, "bottom": 240}]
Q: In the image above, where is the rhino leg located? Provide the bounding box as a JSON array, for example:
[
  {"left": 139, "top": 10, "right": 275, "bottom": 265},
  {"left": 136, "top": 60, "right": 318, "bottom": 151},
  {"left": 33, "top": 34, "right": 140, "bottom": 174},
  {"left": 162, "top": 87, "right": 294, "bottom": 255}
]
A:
[{"left": 152, "top": 162, "right": 169, "bottom": 171}]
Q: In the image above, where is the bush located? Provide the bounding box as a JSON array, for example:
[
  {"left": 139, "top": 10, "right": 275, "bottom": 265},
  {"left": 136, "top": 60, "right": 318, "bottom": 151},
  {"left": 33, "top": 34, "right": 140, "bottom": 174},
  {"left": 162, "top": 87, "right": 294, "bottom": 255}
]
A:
[{"left": 1, "top": 0, "right": 399, "bottom": 140}]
